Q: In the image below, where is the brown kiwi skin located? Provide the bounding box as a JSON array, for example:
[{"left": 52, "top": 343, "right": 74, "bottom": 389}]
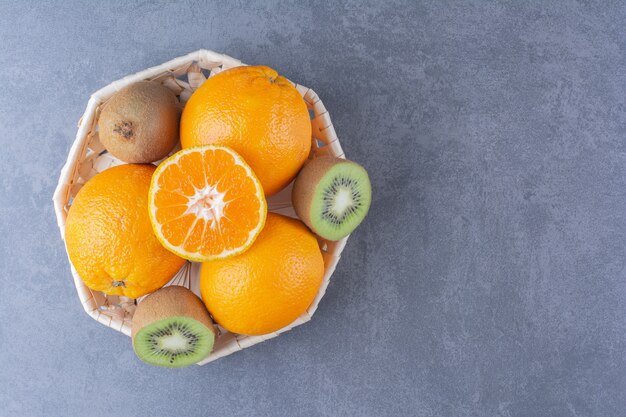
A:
[
  {"left": 131, "top": 286, "right": 216, "bottom": 348},
  {"left": 98, "top": 81, "right": 180, "bottom": 163},
  {"left": 292, "top": 156, "right": 351, "bottom": 236}
]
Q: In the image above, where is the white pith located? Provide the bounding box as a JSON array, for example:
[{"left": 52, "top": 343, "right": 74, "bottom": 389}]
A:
[{"left": 186, "top": 184, "right": 227, "bottom": 226}]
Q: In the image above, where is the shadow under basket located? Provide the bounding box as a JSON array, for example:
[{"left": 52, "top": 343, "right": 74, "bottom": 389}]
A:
[{"left": 52, "top": 49, "right": 349, "bottom": 365}]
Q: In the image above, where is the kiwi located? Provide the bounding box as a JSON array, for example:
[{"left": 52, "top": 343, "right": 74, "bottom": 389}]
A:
[
  {"left": 131, "top": 286, "right": 216, "bottom": 368},
  {"left": 98, "top": 81, "right": 179, "bottom": 163},
  {"left": 292, "top": 157, "right": 371, "bottom": 241}
]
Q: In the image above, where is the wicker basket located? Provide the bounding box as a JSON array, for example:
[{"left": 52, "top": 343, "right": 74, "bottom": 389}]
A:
[{"left": 52, "top": 49, "right": 348, "bottom": 364}]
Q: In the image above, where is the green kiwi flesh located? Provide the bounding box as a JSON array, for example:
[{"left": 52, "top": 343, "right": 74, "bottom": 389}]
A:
[
  {"left": 293, "top": 157, "right": 371, "bottom": 240},
  {"left": 133, "top": 316, "right": 214, "bottom": 368}
]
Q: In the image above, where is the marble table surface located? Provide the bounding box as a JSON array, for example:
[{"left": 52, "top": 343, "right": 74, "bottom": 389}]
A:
[{"left": 1, "top": 1, "right": 624, "bottom": 416}]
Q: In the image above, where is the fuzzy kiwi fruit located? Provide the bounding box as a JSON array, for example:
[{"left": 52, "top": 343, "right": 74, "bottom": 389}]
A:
[
  {"left": 98, "top": 81, "right": 179, "bottom": 163},
  {"left": 132, "top": 286, "right": 216, "bottom": 368},
  {"left": 292, "top": 157, "right": 371, "bottom": 241}
]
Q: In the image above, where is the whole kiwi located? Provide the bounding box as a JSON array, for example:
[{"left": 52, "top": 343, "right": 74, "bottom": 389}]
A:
[{"left": 98, "top": 81, "right": 179, "bottom": 163}]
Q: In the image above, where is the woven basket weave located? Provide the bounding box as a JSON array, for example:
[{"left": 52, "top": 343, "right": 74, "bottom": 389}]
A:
[{"left": 52, "top": 49, "right": 348, "bottom": 364}]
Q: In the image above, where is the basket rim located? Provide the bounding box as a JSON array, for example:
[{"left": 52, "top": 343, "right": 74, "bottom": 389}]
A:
[{"left": 52, "top": 49, "right": 349, "bottom": 365}]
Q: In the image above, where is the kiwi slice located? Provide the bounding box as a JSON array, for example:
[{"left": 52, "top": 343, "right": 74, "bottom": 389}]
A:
[
  {"left": 131, "top": 286, "right": 216, "bottom": 368},
  {"left": 292, "top": 157, "right": 371, "bottom": 241}
]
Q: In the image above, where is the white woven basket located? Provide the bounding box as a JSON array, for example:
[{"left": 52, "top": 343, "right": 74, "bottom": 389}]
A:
[{"left": 52, "top": 49, "right": 348, "bottom": 364}]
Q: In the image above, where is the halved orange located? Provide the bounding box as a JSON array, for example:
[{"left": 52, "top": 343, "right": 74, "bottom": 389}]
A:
[{"left": 148, "top": 146, "right": 267, "bottom": 262}]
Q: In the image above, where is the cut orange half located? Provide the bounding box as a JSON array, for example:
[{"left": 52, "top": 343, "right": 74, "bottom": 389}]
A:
[{"left": 148, "top": 146, "right": 267, "bottom": 262}]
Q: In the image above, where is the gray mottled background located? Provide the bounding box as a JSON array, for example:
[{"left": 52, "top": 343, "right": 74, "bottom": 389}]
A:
[{"left": 1, "top": 1, "right": 625, "bottom": 416}]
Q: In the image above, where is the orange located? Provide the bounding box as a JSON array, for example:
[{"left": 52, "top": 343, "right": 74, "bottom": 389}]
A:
[
  {"left": 148, "top": 145, "right": 267, "bottom": 262},
  {"left": 65, "top": 164, "right": 186, "bottom": 299},
  {"left": 200, "top": 213, "right": 324, "bottom": 336},
  {"left": 180, "top": 65, "right": 312, "bottom": 196}
]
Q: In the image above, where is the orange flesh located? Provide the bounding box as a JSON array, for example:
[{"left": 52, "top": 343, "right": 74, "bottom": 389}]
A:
[{"left": 150, "top": 146, "right": 267, "bottom": 261}]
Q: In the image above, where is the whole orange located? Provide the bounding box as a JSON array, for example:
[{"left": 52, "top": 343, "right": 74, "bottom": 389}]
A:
[
  {"left": 180, "top": 65, "right": 312, "bottom": 196},
  {"left": 200, "top": 213, "right": 324, "bottom": 335},
  {"left": 65, "top": 164, "right": 186, "bottom": 299}
]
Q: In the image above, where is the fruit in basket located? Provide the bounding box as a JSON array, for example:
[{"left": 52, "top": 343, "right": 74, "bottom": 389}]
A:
[
  {"left": 132, "top": 286, "right": 216, "bottom": 368},
  {"left": 200, "top": 213, "right": 324, "bottom": 336},
  {"left": 98, "top": 81, "right": 179, "bottom": 163},
  {"left": 292, "top": 157, "right": 371, "bottom": 241},
  {"left": 65, "top": 164, "right": 186, "bottom": 299},
  {"left": 148, "top": 145, "right": 267, "bottom": 262},
  {"left": 180, "top": 65, "right": 312, "bottom": 196}
]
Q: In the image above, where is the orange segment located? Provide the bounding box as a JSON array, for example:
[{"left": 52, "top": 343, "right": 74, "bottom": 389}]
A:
[
  {"left": 153, "top": 189, "right": 189, "bottom": 208},
  {"left": 149, "top": 145, "right": 267, "bottom": 261}
]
